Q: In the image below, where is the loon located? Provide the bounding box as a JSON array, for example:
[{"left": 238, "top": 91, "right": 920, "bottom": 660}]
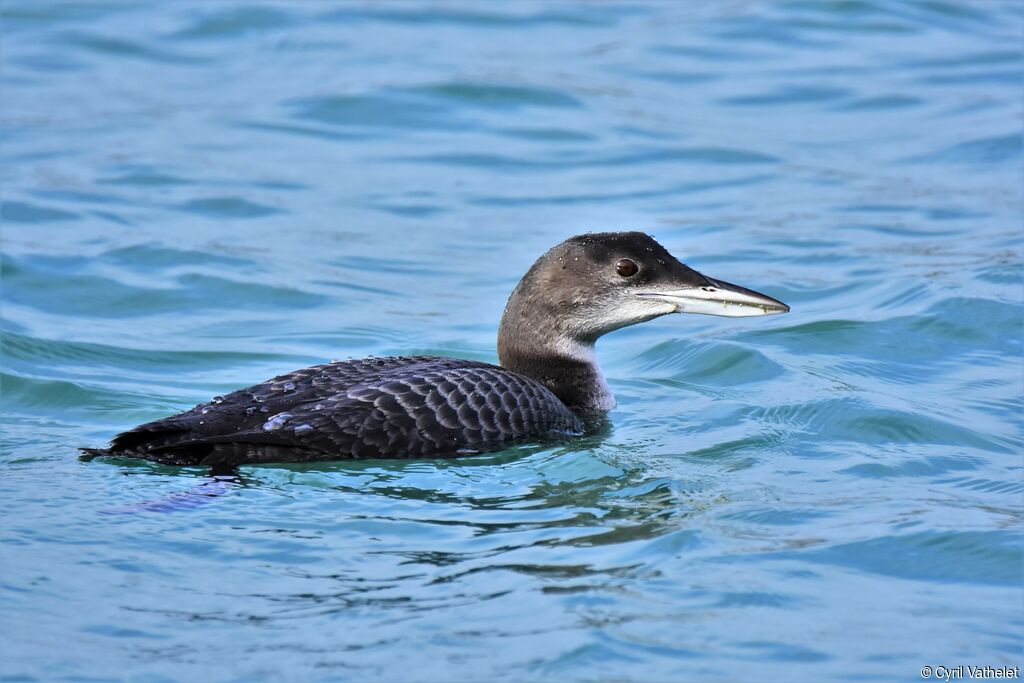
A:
[{"left": 82, "top": 232, "right": 789, "bottom": 467}]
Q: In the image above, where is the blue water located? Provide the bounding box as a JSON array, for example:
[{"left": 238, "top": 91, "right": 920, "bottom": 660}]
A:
[{"left": 2, "top": 2, "right": 1022, "bottom": 681}]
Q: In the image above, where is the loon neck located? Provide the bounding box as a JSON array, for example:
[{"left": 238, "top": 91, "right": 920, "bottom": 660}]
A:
[
  {"left": 497, "top": 250, "right": 619, "bottom": 412},
  {"left": 497, "top": 337, "right": 615, "bottom": 413}
]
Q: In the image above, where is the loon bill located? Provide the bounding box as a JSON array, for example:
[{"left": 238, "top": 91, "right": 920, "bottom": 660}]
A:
[{"left": 81, "top": 232, "right": 789, "bottom": 467}]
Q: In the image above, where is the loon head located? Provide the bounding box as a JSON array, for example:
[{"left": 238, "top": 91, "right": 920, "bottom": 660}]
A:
[
  {"left": 501, "top": 231, "right": 788, "bottom": 342},
  {"left": 498, "top": 231, "right": 789, "bottom": 410}
]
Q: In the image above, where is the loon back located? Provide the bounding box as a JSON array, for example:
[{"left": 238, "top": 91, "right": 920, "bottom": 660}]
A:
[{"left": 84, "top": 356, "right": 583, "bottom": 467}]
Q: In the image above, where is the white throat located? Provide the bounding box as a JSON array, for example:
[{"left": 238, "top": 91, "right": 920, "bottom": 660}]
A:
[{"left": 556, "top": 339, "right": 616, "bottom": 411}]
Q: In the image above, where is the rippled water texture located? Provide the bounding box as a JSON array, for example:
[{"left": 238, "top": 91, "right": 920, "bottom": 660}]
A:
[{"left": 2, "top": 2, "right": 1022, "bottom": 681}]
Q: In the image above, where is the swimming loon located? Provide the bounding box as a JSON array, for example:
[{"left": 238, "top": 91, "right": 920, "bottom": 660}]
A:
[{"left": 82, "top": 232, "right": 788, "bottom": 467}]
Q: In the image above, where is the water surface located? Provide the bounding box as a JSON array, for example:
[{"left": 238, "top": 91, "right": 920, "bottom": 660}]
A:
[{"left": 2, "top": 2, "right": 1022, "bottom": 681}]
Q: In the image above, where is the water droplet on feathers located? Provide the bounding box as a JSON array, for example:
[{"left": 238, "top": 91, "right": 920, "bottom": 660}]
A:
[{"left": 262, "top": 412, "right": 293, "bottom": 431}]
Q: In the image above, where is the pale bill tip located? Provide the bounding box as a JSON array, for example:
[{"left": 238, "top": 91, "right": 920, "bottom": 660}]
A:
[{"left": 636, "top": 285, "right": 790, "bottom": 318}]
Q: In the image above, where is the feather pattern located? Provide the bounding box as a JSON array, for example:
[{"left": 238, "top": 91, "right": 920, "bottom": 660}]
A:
[{"left": 91, "top": 356, "right": 584, "bottom": 466}]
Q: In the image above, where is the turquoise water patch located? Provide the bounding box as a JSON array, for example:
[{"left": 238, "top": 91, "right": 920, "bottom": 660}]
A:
[
  {"left": 2, "top": 200, "right": 78, "bottom": 223},
  {"left": 1, "top": 2, "right": 1021, "bottom": 682}
]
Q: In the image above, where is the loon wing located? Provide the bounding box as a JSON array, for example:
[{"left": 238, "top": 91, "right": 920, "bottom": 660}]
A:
[{"left": 88, "top": 357, "right": 583, "bottom": 466}]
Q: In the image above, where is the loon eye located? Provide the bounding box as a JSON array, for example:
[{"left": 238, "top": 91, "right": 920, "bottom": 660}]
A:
[{"left": 615, "top": 258, "right": 639, "bottom": 277}]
